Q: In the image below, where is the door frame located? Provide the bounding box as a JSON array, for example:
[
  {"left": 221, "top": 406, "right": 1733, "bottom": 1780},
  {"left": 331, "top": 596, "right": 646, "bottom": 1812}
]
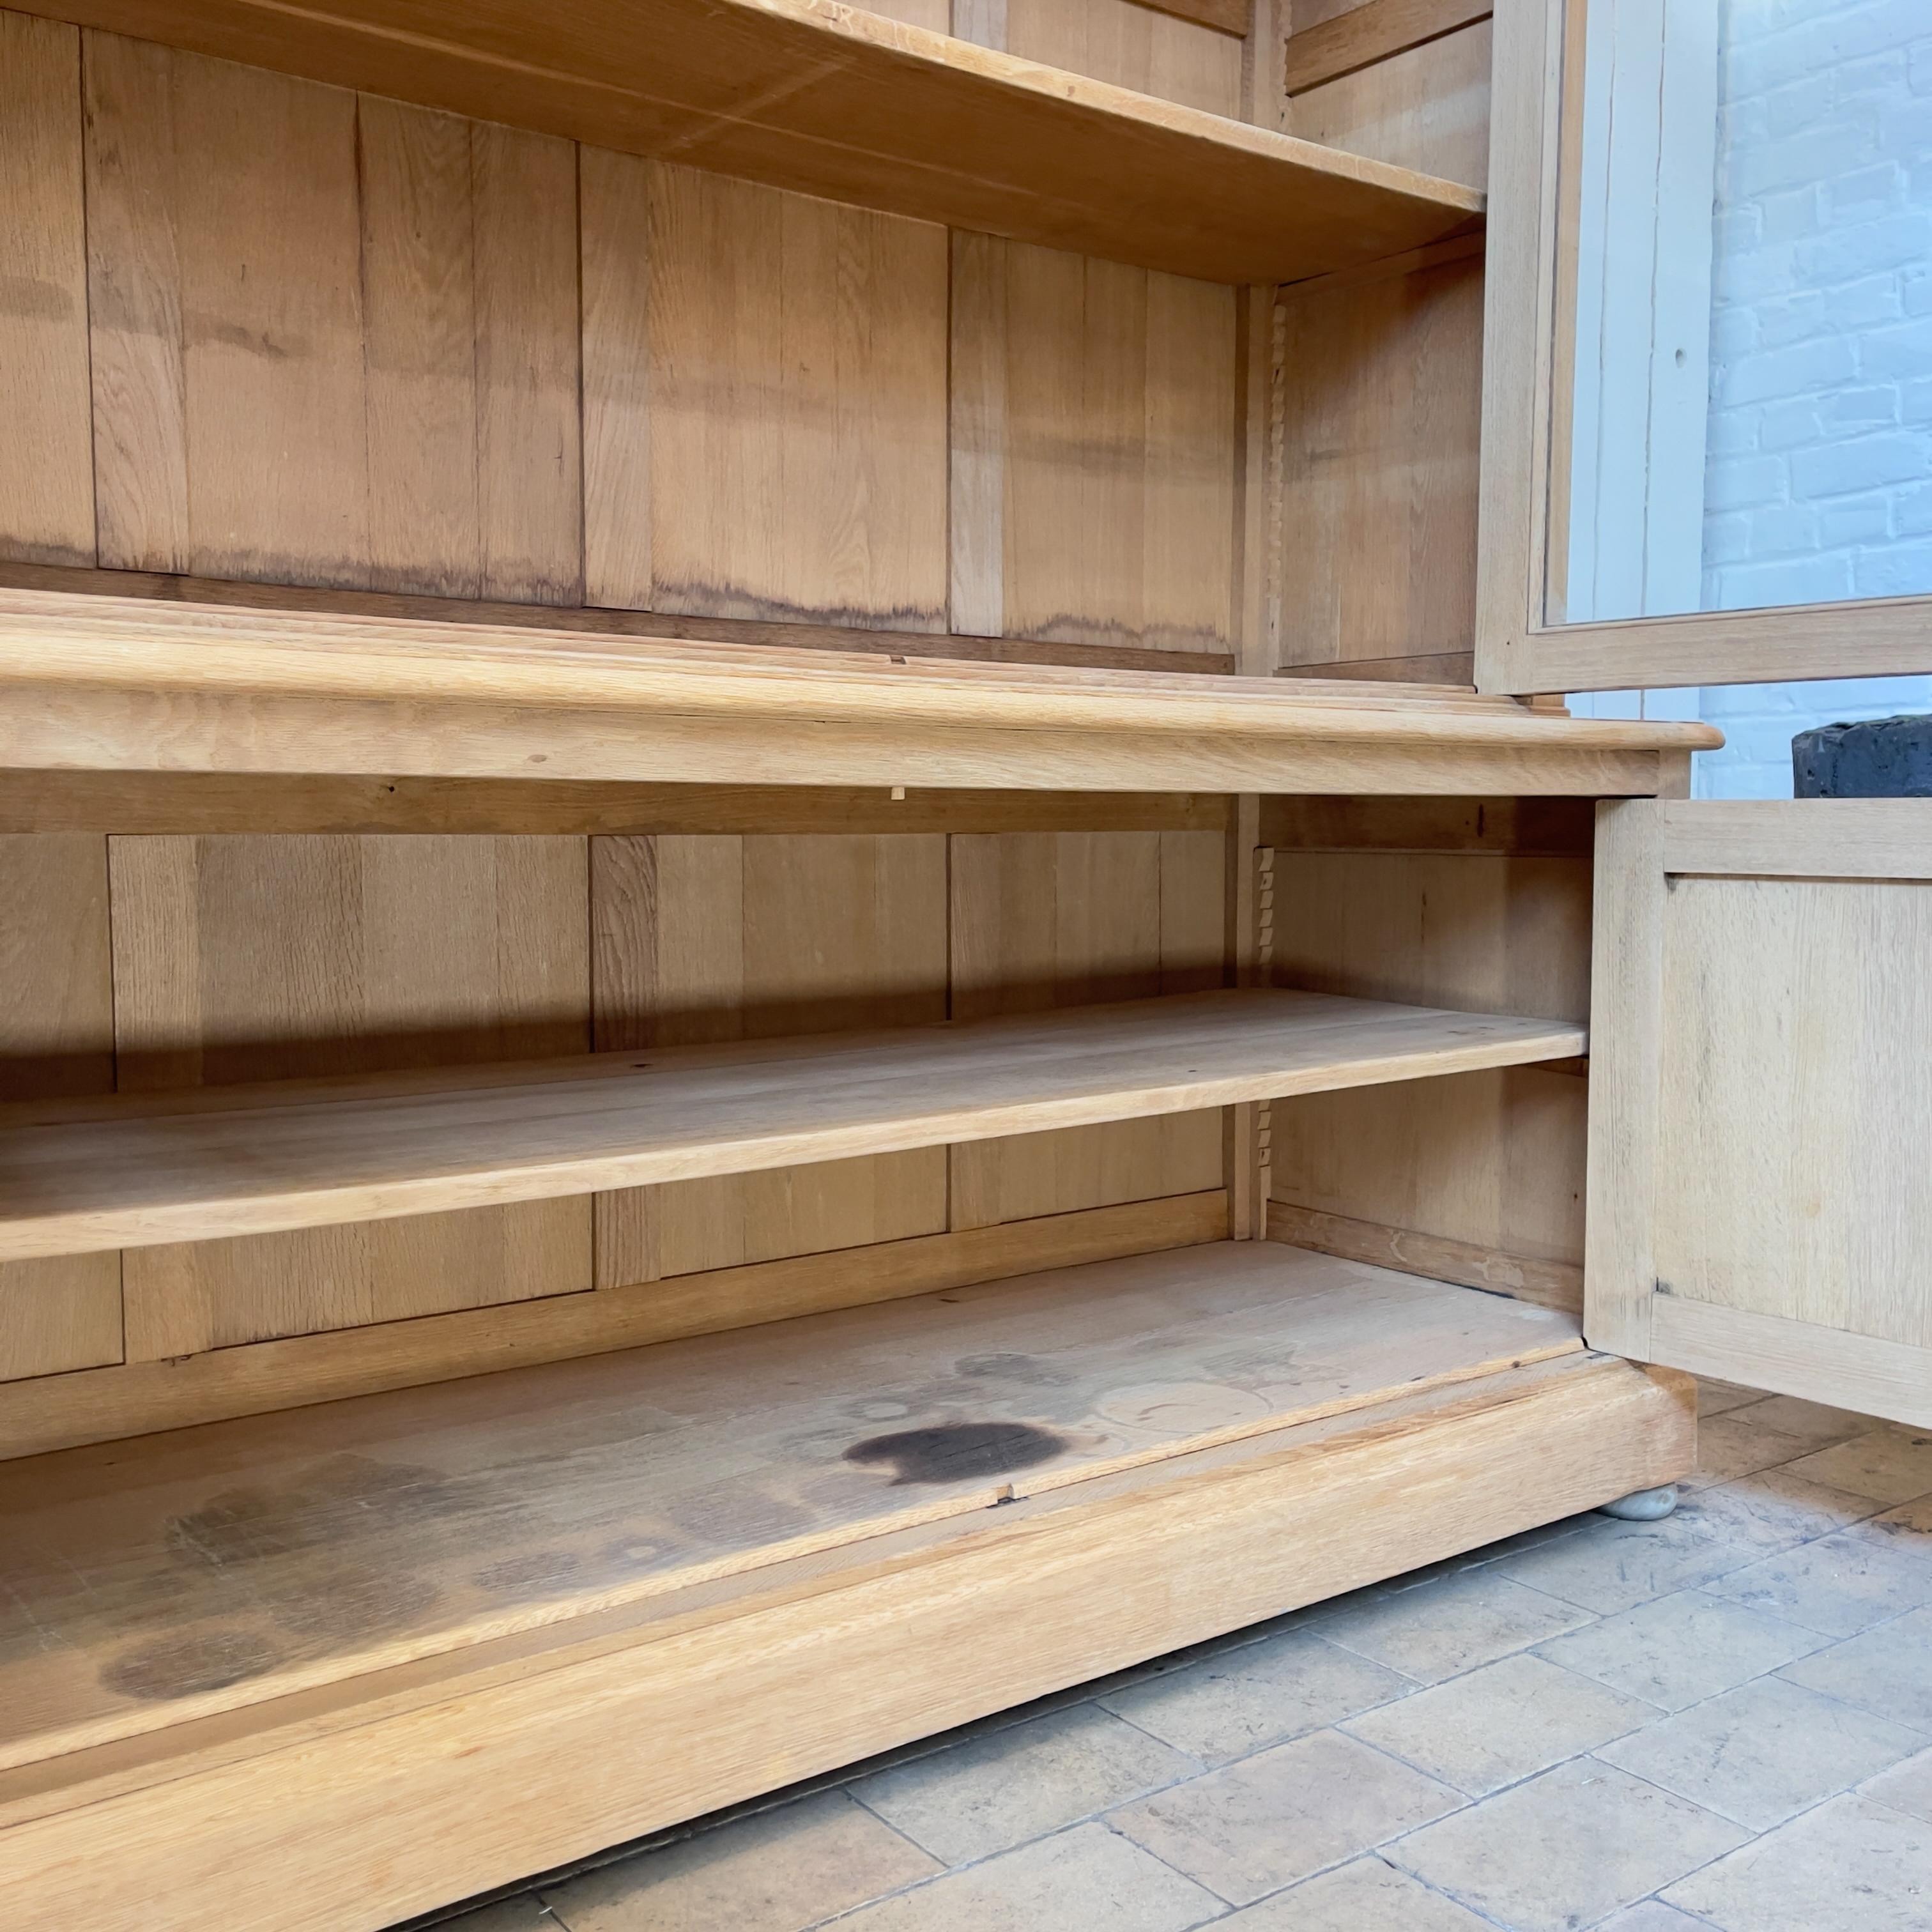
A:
[{"left": 1476, "top": 0, "right": 1932, "bottom": 696}]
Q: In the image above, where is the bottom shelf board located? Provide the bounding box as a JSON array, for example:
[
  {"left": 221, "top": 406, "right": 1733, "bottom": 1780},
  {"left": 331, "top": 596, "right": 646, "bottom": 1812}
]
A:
[{"left": 0, "top": 1243, "right": 1584, "bottom": 1777}]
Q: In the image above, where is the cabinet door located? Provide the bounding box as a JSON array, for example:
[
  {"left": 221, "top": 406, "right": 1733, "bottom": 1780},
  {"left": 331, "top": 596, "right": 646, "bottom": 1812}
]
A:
[{"left": 1588, "top": 801, "right": 1931, "bottom": 1426}]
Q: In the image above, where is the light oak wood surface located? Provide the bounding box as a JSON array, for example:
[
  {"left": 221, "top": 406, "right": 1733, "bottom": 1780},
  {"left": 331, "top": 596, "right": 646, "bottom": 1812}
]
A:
[
  {"left": 0, "top": 1347, "right": 1691, "bottom": 1932},
  {"left": 0, "top": 1241, "right": 1584, "bottom": 1773},
  {"left": 0, "top": 989, "right": 1587, "bottom": 1261},
  {"left": 10, "top": 0, "right": 1480, "bottom": 286},
  {"left": 1588, "top": 799, "right": 1932, "bottom": 1427},
  {"left": 0, "top": 585, "right": 1720, "bottom": 795}
]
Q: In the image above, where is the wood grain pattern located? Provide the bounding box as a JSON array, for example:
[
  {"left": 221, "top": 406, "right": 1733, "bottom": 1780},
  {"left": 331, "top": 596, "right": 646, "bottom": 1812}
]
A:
[
  {"left": 948, "top": 833, "right": 1230, "bottom": 1226},
  {"left": 1656, "top": 875, "right": 1932, "bottom": 1352},
  {"left": 0, "top": 12, "right": 93, "bottom": 567},
  {"left": 1267, "top": 1200, "right": 1583, "bottom": 1313},
  {"left": 105, "top": 836, "right": 592, "bottom": 1354},
  {"left": 86, "top": 35, "right": 369, "bottom": 585},
  {"left": 0, "top": 1193, "right": 1228, "bottom": 1460},
  {"left": 1285, "top": 0, "right": 1491, "bottom": 95},
  {"left": 1268, "top": 843, "right": 1595, "bottom": 1291},
  {"left": 0, "top": 1352, "right": 1692, "bottom": 1932},
  {"left": 1006, "top": 0, "right": 1245, "bottom": 117},
  {"left": 0, "top": 836, "right": 120, "bottom": 1381},
  {"left": 0, "top": 772, "right": 1231, "bottom": 838},
  {"left": 0, "top": 988, "right": 1593, "bottom": 1262},
  {"left": 0, "top": 586, "right": 1719, "bottom": 796},
  {"left": 638, "top": 165, "right": 949, "bottom": 629},
  {"left": 592, "top": 833, "right": 949, "bottom": 1284},
  {"left": 1292, "top": 17, "right": 1492, "bottom": 191},
  {"left": 0, "top": 558, "right": 1236, "bottom": 676},
  {"left": 84, "top": 37, "right": 584, "bottom": 601},
  {"left": 0, "top": 1243, "right": 1584, "bottom": 1773},
  {"left": 358, "top": 102, "right": 581, "bottom": 603},
  {"left": 22, "top": 0, "right": 1484, "bottom": 288},
  {"left": 953, "top": 241, "right": 1239, "bottom": 656},
  {"left": 1277, "top": 244, "right": 1485, "bottom": 675}
]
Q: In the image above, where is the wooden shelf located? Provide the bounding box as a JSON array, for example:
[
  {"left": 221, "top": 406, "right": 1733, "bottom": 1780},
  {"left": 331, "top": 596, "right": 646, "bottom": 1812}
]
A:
[
  {"left": 0, "top": 586, "right": 1721, "bottom": 796},
  {"left": 25, "top": 0, "right": 1482, "bottom": 286},
  {"left": 0, "top": 990, "right": 1586, "bottom": 1261},
  {"left": 0, "top": 1242, "right": 1586, "bottom": 1777}
]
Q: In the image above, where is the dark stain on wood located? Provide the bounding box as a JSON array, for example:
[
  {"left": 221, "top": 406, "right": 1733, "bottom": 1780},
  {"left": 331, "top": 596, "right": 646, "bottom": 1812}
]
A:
[
  {"left": 164, "top": 1455, "right": 471, "bottom": 1566},
  {"left": 266, "top": 1564, "right": 442, "bottom": 1643},
  {"left": 843, "top": 1422, "right": 1066, "bottom": 1486},
  {"left": 101, "top": 1627, "right": 285, "bottom": 1703},
  {"left": 472, "top": 1551, "right": 586, "bottom": 1598}
]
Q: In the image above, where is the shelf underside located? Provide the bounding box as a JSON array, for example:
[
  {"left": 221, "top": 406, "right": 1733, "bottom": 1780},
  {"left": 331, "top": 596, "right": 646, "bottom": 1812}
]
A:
[
  {"left": 17, "top": 0, "right": 1482, "bottom": 286},
  {"left": 0, "top": 1241, "right": 1585, "bottom": 1779},
  {"left": 0, "top": 990, "right": 1587, "bottom": 1261}
]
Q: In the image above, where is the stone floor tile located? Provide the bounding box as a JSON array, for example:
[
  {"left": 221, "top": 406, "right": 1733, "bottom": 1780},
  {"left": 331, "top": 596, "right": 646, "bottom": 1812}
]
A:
[
  {"left": 848, "top": 1701, "right": 1197, "bottom": 1866},
  {"left": 1342, "top": 1652, "right": 1653, "bottom": 1797},
  {"left": 1108, "top": 1728, "right": 1460, "bottom": 1906},
  {"left": 1598, "top": 1675, "right": 1923, "bottom": 1830},
  {"left": 1861, "top": 1747, "right": 1932, "bottom": 1825},
  {"left": 827, "top": 1823, "right": 1221, "bottom": 1932},
  {"left": 440, "top": 1903, "right": 556, "bottom": 1931},
  {"left": 1844, "top": 1491, "right": 1932, "bottom": 1560},
  {"left": 1098, "top": 1629, "right": 1411, "bottom": 1765},
  {"left": 1490, "top": 1487, "right": 1797, "bottom": 1616},
  {"left": 539, "top": 1791, "right": 939, "bottom": 1932},
  {"left": 1313, "top": 1568, "right": 1594, "bottom": 1685},
  {"left": 1783, "top": 1427, "right": 1932, "bottom": 1506},
  {"left": 1703, "top": 1528, "right": 1932, "bottom": 1637},
  {"left": 1696, "top": 1380, "right": 1765, "bottom": 1418},
  {"left": 1706, "top": 1467, "right": 1883, "bottom": 1543},
  {"left": 1664, "top": 1791, "right": 1932, "bottom": 1932},
  {"left": 1591, "top": 1905, "right": 1713, "bottom": 1931},
  {"left": 1682, "top": 1414, "right": 1814, "bottom": 1491},
  {"left": 1533, "top": 1587, "right": 1827, "bottom": 1710},
  {"left": 1390, "top": 1758, "right": 1749, "bottom": 1932},
  {"left": 1214, "top": 1856, "right": 1494, "bottom": 1929},
  {"left": 1779, "top": 1607, "right": 1932, "bottom": 1733},
  {"left": 1735, "top": 1395, "right": 1871, "bottom": 1450}
]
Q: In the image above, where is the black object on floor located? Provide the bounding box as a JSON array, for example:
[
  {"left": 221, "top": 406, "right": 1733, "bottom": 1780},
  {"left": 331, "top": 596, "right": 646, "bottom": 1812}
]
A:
[{"left": 1792, "top": 714, "right": 1932, "bottom": 797}]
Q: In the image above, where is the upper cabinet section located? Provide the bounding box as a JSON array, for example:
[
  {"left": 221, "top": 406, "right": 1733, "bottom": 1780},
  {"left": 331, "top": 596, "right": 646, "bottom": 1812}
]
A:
[
  {"left": 1478, "top": 0, "right": 1932, "bottom": 693},
  {"left": 10, "top": 0, "right": 1482, "bottom": 286}
]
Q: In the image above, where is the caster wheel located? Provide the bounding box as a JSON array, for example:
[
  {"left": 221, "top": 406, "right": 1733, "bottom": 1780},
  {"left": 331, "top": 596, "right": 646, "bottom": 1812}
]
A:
[{"left": 1597, "top": 1483, "right": 1679, "bottom": 1522}]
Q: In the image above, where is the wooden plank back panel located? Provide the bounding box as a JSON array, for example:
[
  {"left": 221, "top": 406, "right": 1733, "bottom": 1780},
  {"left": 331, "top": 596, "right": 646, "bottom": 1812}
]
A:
[
  {"left": 592, "top": 834, "right": 950, "bottom": 1285},
  {"left": 949, "top": 830, "right": 1226, "bottom": 1227},
  {"left": 108, "top": 836, "right": 592, "bottom": 1356},
  {"left": 1004, "top": 0, "right": 1245, "bottom": 118},
  {"left": 585, "top": 162, "right": 950, "bottom": 629},
  {"left": 0, "top": 12, "right": 93, "bottom": 567},
  {"left": 84, "top": 35, "right": 583, "bottom": 599},
  {"left": 1276, "top": 243, "right": 1483, "bottom": 679},
  {"left": 0, "top": 836, "right": 120, "bottom": 1381},
  {"left": 1269, "top": 844, "right": 1592, "bottom": 1297},
  {"left": 951, "top": 238, "right": 1239, "bottom": 655},
  {"left": 1291, "top": 18, "right": 1492, "bottom": 192}
]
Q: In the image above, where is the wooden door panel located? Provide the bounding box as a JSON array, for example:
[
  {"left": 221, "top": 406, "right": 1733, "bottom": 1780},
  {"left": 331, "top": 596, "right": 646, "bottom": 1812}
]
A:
[{"left": 1588, "top": 801, "right": 1932, "bottom": 1426}]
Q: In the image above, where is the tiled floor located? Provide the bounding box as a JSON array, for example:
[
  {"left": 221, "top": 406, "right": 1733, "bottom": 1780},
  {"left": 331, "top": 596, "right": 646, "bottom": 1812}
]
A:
[{"left": 421, "top": 1384, "right": 1932, "bottom": 1932}]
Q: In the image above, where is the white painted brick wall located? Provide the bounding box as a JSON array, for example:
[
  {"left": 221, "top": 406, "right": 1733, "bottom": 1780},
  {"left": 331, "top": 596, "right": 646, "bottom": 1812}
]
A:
[{"left": 1695, "top": 0, "right": 1932, "bottom": 797}]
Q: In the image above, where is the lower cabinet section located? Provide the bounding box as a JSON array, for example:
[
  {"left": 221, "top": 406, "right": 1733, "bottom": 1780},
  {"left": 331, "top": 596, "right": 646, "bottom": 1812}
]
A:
[{"left": 0, "top": 1241, "right": 1694, "bottom": 1931}]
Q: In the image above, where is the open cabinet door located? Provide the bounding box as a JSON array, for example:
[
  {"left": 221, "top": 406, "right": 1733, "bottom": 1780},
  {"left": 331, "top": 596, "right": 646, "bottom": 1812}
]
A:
[{"left": 1588, "top": 801, "right": 1932, "bottom": 1427}]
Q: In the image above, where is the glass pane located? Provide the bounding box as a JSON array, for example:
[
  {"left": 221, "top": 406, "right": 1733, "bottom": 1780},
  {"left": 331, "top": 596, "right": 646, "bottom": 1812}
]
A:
[{"left": 1555, "top": 0, "right": 1932, "bottom": 625}]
